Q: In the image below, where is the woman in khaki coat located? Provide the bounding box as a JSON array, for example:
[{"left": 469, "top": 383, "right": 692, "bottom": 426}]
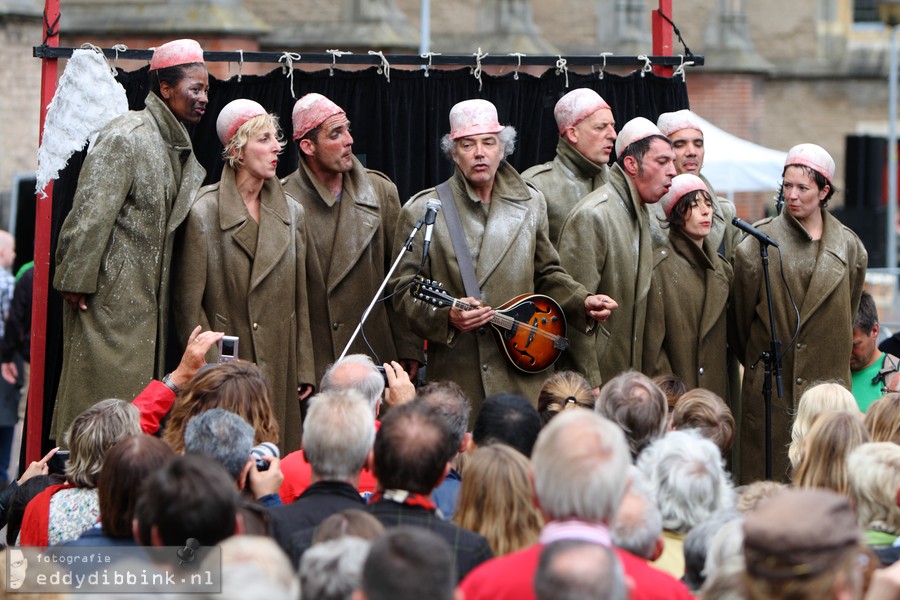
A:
[
  {"left": 173, "top": 100, "right": 315, "bottom": 453},
  {"left": 643, "top": 174, "right": 732, "bottom": 400},
  {"left": 732, "top": 143, "right": 867, "bottom": 483}
]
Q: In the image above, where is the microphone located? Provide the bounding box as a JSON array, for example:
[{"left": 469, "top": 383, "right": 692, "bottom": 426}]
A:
[
  {"left": 420, "top": 199, "right": 442, "bottom": 268},
  {"left": 732, "top": 217, "right": 779, "bottom": 249}
]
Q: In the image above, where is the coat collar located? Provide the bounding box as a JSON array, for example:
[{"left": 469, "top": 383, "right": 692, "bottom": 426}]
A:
[
  {"left": 217, "top": 165, "right": 293, "bottom": 292},
  {"left": 670, "top": 227, "right": 715, "bottom": 271},
  {"left": 556, "top": 138, "right": 606, "bottom": 181},
  {"left": 144, "top": 92, "right": 193, "bottom": 152},
  {"left": 297, "top": 154, "right": 380, "bottom": 210},
  {"left": 607, "top": 163, "right": 644, "bottom": 223}
]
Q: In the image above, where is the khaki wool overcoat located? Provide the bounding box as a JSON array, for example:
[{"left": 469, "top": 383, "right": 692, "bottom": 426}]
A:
[
  {"left": 53, "top": 93, "right": 205, "bottom": 441},
  {"left": 643, "top": 228, "right": 733, "bottom": 399},
  {"left": 173, "top": 166, "right": 315, "bottom": 453},
  {"left": 556, "top": 163, "right": 654, "bottom": 387},
  {"left": 282, "top": 156, "right": 422, "bottom": 384},
  {"left": 730, "top": 208, "right": 867, "bottom": 482}
]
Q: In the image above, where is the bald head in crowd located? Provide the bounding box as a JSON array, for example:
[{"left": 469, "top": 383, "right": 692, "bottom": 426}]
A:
[
  {"left": 523, "top": 88, "right": 616, "bottom": 245},
  {"left": 321, "top": 354, "right": 385, "bottom": 414}
]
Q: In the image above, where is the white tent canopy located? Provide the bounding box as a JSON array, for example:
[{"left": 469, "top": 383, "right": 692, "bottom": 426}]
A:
[{"left": 694, "top": 114, "right": 788, "bottom": 198}]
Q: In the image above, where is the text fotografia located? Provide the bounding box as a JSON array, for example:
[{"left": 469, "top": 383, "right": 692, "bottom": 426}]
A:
[{"left": 7, "top": 546, "right": 222, "bottom": 593}]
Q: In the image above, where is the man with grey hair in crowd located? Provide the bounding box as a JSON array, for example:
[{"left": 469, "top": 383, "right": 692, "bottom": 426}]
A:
[
  {"left": 390, "top": 99, "right": 614, "bottom": 417},
  {"left": 460, "top": 410, "right": 693, "bottom": 600},
  {"left": 637, "top": 429, "right": 736, "bottom": 580},
  {"left": 184, "top": 408, "right": 284, "bottom": 508},
  {"left": 523, "top": 88, "right": 617, "bottom": 246},
  {"left": 611, "top": 466, "right": 664, "bottom": 562},
  {"left": 534, "top": 540, "right": 628, "bottom": 600},
  {"left": 300, "top": 536, "right": 371, "bottom": 600},
  {"left": 596, "top": 370, "right": 669, "bottom": 460},
  {"left": 417, "top": 381, "right": 471, "bottom": 519},
  {"left": 279, "top": 354, "right": 414, "bottom": 503},
  {"left": 268, "top": 389, "right": 376, "bottom": 560}
]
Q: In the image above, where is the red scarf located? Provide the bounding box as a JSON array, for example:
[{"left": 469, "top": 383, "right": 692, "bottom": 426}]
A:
[
  {"left": 19, "top": 483, "right": 75, "bottom": 546},
  {"left": 369, "top": 488, "right": 437, "bottom": 512}
]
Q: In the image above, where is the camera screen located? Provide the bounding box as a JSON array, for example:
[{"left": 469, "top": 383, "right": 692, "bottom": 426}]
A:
[{"left": 221, "top": 338, "right": 237, "bottom": 355}]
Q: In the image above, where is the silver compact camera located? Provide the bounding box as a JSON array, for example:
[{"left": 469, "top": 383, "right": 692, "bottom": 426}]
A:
[{"left": 217, "top": 335, "right": 239, "bottom": 363}]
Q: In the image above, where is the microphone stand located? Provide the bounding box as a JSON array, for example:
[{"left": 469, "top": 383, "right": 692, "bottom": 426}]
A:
[
  {"left": 338, "top": 218, "right": 424, "bottom": 362},
  {"left": 756, "top": 241, "right": 784, "bottom": 481}
]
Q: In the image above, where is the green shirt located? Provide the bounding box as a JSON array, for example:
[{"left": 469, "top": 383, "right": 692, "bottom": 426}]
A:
[{"left": 852, "top": 352, "right": 887, "bottom": 413}]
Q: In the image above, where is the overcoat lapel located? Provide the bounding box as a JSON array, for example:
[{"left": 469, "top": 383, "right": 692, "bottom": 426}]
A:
[
  {"left": 249, "top": 179, "right": 292, "bottom": 292},
  {"left": 794, "top": 211, "right": 849, "bottom": 325},
  {"left": 477, "top": 198, "right": 527, "bottom": 286},
  {"left": 327, "top": 159, "right": 381, "bottom": 292}
]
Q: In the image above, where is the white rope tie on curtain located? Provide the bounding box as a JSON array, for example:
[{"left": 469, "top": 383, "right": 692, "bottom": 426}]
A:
[
  {"left": 472, "top": 47, "right": 488, "bottom": 91},
  {"left": 368, "top": 50, "right": 391, "bottom": 82},
  {"left": 420, "top": 52, "right": 441, "bottom": 77},
  {"left": 555, "top": 56, "right": 569, "bottom": 88},
  {"left": 279, "top": 52, "right": 302, "bottom": 97},
  {"left": 509, "top": 53, "right": 525, "bottom": 81},
  {"left": 327, "top": 49, "right": 353, "bottom": 77}
]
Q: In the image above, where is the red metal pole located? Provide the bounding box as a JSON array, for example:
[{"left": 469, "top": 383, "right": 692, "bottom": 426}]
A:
[
  {"left": 29, "top": 0, "right": 60, "bottom": 463},
  {"left": 652, "top": 0, "right": 674, "bottom": 76}
]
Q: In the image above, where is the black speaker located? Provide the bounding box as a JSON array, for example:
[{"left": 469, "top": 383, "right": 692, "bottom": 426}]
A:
[
  {"left": 832, "top": 205, "right": 885, "bottom": 267},
  {"left": 844, "top": 135, "right": 887, "bottom": 210}
]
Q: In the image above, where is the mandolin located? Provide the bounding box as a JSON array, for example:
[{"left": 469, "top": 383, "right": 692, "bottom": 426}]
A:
[{"left": 410, "top": 276, "right": 569, "bottom": 373}]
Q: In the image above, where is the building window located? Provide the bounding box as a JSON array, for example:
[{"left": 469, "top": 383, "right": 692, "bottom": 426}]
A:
[{"left": 855, "top": 0, "right": 882, "bottom": 23}]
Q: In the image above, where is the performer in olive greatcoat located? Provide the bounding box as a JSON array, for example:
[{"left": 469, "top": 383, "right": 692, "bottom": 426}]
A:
[
  {"left": 282, "top": 93, "right": 422, "bottom": 384},
  {"left": 174, "top": 100, "right": 314, "bottom": 453},
  {"left": 643, "top": 174, "right": 732, "bottom": 400},
  {"left": 53, "top": 40, "right": 208, "bottom": 442},
  {"left": 523, "top": 88, "right": 616, "bottom": 246},
  {"left": 390, "top": 100, "right": 614, "bottom": 417},
  {"left": 731, "top": 143, "right": 867, "bottom": 483},
  {"left": 557, "top": 118, "right": 677, "bottom": 387}
]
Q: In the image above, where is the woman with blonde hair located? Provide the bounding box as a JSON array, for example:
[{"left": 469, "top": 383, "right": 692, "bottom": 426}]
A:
[
  {"left": 847, "top": 442, "right": 900, "bottom": 565},
  {"left": 865, "top": 393, "right": 900, "bottom": 444},
  {"left": 793, "top": 410, "right": 869, "bottom": 495},
  {"left": 454, "top": 444, "right": 543, "bottom": 556},
  {"left": 537, "top": 370, "right": 594, "bottom": 425},
  {"left": 20, "top": 399, "right": 142, "bottom": 545},
  {"left": 174, "top": 99, "right": 314, "bottom": 453},
  {"left": 788, "top": 382, "right": 860, "bottom": 471},
  {"left": 162, "top": 360, "right": 279, "bottom": 454}
]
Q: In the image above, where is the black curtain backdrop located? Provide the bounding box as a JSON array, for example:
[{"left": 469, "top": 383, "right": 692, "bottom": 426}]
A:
[{"left": 38, "top": 65, "right": 688, "bottom": 452}]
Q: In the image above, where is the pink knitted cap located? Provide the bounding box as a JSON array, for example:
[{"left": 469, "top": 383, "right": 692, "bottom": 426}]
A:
[
  {"left": 615, "top": 117, "right": 663, "bottom": 156},
  {"left": 216, "top": 99, "right": 267, "bottom": 146},
  {"left": 554, "top": 88, "right": 611, "bottom": 134},
  {"left": 292, "top": 93, "right": 346, "bottom": 141},
  {"left": 658, "top": 173, "right": 709, "bottom": 217},
  {"left": 656, "top": 109, "right": 704, "bottom": 137},
  {"left": 149, "top": 39, "right": 204, "bottom": 71},
  {"left": 784, "top": 143, "right": 835, "bottom": 182}
]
